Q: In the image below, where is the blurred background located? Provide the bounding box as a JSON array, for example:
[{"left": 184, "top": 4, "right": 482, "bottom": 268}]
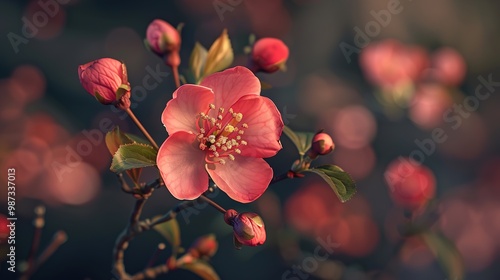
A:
[{"left": 1, "top": 0, "right": 500, "bottom": 279}]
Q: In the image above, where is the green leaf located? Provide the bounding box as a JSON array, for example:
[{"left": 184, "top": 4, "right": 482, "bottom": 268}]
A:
[
  {"left": 181, "top": 261, "right": 220, "bottom": 280},
  {"left": 105, "top": 127, "right": 148, "bottom": 183},
  {"left": 304, "top": 165, "right": 356, "bottom": 203},
  {"left": 202, "top": 29, "right": 233, "bottom": 78},
  {"left": 421, "top": 231, "right": 464, "bottom": 280},
  {"left": 110, "top": 143, "right": 157, "bottom": 173},
  {"left": 105, "top": 127, "right": 132, "bottom": 155},
  {"left": 124, "top": 133, "right": 149, "bottom": 145},
  {"left": 282, "top": 126, "right": 315, "bottom": 156},
  {"left": 152, "top": 217, "right": 181, "bottom": 249},
  {"left": 190, "top": 42, "right": 208, "bottom": 83}
]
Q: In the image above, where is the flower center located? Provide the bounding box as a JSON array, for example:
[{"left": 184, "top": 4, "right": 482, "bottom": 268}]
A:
[{"left": 196, "top": 104, "right": 248, "bottom": 165}]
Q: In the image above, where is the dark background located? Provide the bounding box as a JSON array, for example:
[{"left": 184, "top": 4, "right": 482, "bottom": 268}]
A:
[{"left": 1, "top": 0, "right": 500, "bottom": 279}]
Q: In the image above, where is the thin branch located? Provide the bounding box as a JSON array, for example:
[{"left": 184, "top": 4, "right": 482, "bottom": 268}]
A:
[
  {"left": 199, "top": 195, "right": 226, "bottom": 214},
  {"left": 270, "top": 171, "right": 293, "bottom": 185},
  {"left": 171, "top": 65, "right": 181, "bottom": 88},
  {"left": 124, "top": 108, "right": 159, "bottom": 150},
  {"left": 112, "top": 182, "right": 195, "bottom": 279}
]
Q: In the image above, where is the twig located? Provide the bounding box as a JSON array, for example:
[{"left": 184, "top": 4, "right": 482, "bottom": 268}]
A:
[
  {"left": 124, "top": 108, "right": 159, "bottom": 150},
  {"left": 199, "top": 195, "right": 226, "bottom": 214},
  {"left": 171, "top": 65, "right": 180, "bottom": 88}
]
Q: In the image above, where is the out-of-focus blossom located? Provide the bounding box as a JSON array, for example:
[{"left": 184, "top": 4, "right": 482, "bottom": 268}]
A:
[
  {"left": 285, "top": 183, "right": 341, "bottom": 236},
  {"left": 146, "top": 19, "right": 181, "bottom": 68},
  {"left": 187, "top": 234, "right": 218, "bottom": 259},
  {"left": 245, "top": 0, "right": 292, "bottom": 37},
  {"left": 24, "top": 113, "right": 70, "bottom": 146},
  {"left": 78, "top": 58, "right": 131, "bottom": 108},
  {"left": 11, "top": 65, "right": 46, "bottom": 104},
  {"left": 385, "top": 158, "right": 436, "bottom": 209},
  {"left": 399, "top": 237, "right": 435, "bottom": 269},
  {"left": 324, "top": 105, "right": 377, "bottom": 150},
  {"left": 439, "top": 191, "right": 500, "bottom": 272},
  {"left": 360, "top": 39, "right": 428, "bottom": 90},
  {"left": 157, "top": 67, "right": 283, "bottom": 203},
  {"left": 177, "top": 234, "right": 218, "bottom": 265},
  {"left": 409, "top": 83, "right": 454, "bottom": 129},
  {"left": 297, "top": 73, "right": 361, "bottom": 116},
  {"left": 429, "top": 47, "right": 466, "bottom": 86},
  {"left": 251, "top": 38, "right": 289, "bottom": 73},
  {"left": 43, "top": 157, "right": 101, "bottom": 206},
  {"left": 25, "top": 0, "right": 66, "bottom": 40},
  {"left": 322, "top": 196, "right": 378, "bottom": 257},
  {"left": 332, "top": 146, "right": 376, "bottom": 180},
  {"left": 224, "top": 210, "right": 266, "bottom": 247}
]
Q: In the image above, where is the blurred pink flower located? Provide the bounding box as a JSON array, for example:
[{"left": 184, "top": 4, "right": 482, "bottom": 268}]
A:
[
  {"left": 360, "top": 39, "right": 429, "bottom": 90},
  {"left": 157, "top": 66, "right": 283, "bottom": 203},
  {"left": 409, "top": 83, "right": 453, "bottom": 129},
  {"left": 78, "top": 58, "right": 130, "bottom": 107},
  {"left": 385, "top": 158, "right": 436, "bottom": 209},
  {"left": 430, "top": 47, "right": 466, "bottom": 86},
  {"left": 285, "top": 183, "right": 340, "bottom": 236}
]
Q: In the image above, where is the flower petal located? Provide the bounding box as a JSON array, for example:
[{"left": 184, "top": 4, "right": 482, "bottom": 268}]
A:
[
  {"left": 200, "top": 66, "right": 261, "bottom": 113},
  {"left": 206, "top": 157, "right": 272, "bottom": 203},
  {"left": 231, "top": 95, "right": 284, "bottom": 158},
  {"left": 162, "top": 84, "right": 214, "bottom": 134},
  {"left": 157, "top": 131, "right": 208, "bottom": 200}
]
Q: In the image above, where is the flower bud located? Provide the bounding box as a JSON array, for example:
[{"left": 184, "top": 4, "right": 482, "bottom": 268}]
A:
[
  {"left": 78, "top": 58, "right": 131, "bottom": 109},
  {"left": 310, "top": 132, "right": 335, "bottom": 157},
  {"left": 224, "top": 210, "right": 266, "bottom": 248},
  {"left": 146, "top": 19, "right": 181, "bottom": 68},
  {"left": 251, "top": 38, "right": 289, "bottom": 73},
  {"left": 384, "top": 158, "right": 436, "bottom": 209},
  {"left": 187, "top": 234, "right": 218, "bottom": 259}
]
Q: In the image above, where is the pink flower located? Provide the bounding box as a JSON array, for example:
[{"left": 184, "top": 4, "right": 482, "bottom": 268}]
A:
[
  {"left": 78, "top": 58, "right": 131, "bottom": 108},
  {"left": 146, "top": 19, "right": 181, "bottom": 67},
  {"left": 360, "top": 40, "right": 428, "bottom": 90},
  {"left": 251, "top": 38, "right": 289, "bottom": 73},
  {"left": 430, "top": 47, "right": 466, "bottom": 86},
  {"left": 224, "top": 209, "right": 266, "bottom": 247},
  {"left": 157, "top": 66, "right": 283, "bottom": 203},
  {"left": 384, "top": 158, "right": 436, "bottom": 209}
]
